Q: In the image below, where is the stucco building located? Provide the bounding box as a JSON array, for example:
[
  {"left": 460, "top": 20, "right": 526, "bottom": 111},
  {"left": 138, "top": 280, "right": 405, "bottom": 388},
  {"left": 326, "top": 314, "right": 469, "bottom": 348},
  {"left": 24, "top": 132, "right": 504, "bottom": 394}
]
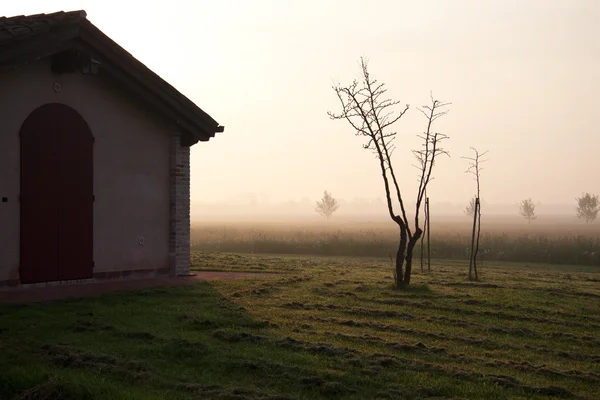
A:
[{"left": 0, "top": 10, "right": 224, "bottom": 288}]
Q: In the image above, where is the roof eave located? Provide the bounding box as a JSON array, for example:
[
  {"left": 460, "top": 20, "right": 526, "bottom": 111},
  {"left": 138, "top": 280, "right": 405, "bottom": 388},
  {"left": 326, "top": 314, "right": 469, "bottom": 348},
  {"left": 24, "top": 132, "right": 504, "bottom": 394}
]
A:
[
  {"left": 77, "top": 21, "right": 223, "bottom": 145},
  {"left": 0, "top": 10, "right": 224, "bottom": 146}
]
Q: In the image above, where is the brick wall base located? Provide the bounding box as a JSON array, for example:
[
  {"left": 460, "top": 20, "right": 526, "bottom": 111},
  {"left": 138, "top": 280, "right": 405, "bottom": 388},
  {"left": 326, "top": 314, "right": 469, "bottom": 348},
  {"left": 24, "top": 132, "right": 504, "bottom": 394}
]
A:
[{"left": 169, "top": 133, "right": 191, "bottom": 276}]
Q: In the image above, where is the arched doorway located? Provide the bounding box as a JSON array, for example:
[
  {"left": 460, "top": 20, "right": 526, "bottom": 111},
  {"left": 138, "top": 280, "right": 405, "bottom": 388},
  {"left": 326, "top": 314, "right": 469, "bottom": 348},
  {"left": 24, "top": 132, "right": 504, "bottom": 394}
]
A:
[{"left": 20, "top": 103, "right": 94, "bottom": 283}]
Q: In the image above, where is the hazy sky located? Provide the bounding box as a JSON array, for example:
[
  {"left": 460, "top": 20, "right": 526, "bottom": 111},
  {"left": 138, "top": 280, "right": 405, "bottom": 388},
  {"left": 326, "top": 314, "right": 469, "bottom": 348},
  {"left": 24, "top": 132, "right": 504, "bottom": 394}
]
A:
[{"left": 6, "top": 0, "right": 600, "bottom": 207}]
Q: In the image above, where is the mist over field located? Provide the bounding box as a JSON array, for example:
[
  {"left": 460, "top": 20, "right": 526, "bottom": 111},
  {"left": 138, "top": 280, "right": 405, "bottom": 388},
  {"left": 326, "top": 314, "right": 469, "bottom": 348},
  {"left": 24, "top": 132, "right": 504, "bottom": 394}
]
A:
[
  {"left": 190, "top": 199, "right": 600, "bottom": 268},
  {"left": 191, "top": 197, "right": 589, "bottom": 223},
  {"left": 190, "top": 195, "right": 600, "bottom": 268}
]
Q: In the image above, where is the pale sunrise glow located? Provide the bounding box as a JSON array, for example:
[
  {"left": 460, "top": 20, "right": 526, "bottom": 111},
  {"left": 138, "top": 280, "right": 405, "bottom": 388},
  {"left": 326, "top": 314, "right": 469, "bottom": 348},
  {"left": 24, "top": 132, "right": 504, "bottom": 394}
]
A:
[{"left": 4, "top": 0, "right": 599, "bottom": 218}]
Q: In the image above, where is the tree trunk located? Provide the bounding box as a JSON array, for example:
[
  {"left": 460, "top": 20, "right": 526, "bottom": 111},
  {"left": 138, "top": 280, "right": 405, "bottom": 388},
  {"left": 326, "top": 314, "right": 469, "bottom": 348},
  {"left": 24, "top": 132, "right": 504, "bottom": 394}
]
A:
[
  {"left": 395, "top": 227, "right": 408, "bottom": 289},
  {"left": 468, "top": 198, "right": 478, "bottom": 280},
  {"left": 403, "top": 230, "right": 422, "bottom": 285},
  {"left": 473, "top": 200, "right": 481, "bottom": 280}
]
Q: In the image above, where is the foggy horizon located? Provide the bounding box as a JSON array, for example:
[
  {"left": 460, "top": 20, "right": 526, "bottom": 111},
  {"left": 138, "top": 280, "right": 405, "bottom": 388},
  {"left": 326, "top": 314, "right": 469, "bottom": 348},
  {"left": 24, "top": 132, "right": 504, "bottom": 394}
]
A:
[
  {"left": 190, "top": 195, "right": 588, "bottom": 222},
  {"left": 5, "top": 0, "right": 600, "bottom": 212}
]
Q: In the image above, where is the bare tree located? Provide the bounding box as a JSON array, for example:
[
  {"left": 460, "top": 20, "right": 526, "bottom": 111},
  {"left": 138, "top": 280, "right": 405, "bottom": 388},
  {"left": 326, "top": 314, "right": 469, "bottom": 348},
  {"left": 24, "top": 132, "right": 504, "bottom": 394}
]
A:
[
  {"left": 328, "top": 58, "right": 450, "bottom": 288},
  {"left": 576, "top": 193, "right": 599, "bottom": 223},
  {"left": 519, "top": 198, "right": 537, "bottom": 224},
  {"left": 462, "top": 147, "right": 488, "bottom": 280},
  {"left": 315, "top": 190, "right": 340, "bottom": 220}
]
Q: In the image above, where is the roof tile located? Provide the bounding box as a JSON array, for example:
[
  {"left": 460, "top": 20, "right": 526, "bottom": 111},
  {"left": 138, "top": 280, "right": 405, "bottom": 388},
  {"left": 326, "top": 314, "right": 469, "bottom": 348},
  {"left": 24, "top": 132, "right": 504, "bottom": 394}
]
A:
[{"left": 0, "top": 10, "right": 86, "bottom": 44}]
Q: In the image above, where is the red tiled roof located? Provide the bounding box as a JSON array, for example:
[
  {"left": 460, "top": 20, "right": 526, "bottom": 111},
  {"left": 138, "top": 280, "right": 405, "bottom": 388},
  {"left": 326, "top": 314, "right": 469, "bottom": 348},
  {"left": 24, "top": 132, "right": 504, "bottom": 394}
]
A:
[
  {"left": 0, "top": 10, "right": 87, "bottom": 45},
  {"left": 0, "top": 10, "right": 223, "bottom": 144}
]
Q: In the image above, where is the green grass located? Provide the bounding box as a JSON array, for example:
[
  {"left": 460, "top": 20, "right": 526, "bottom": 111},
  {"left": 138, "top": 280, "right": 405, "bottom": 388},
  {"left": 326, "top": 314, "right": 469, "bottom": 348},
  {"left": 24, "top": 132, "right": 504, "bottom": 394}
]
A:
[{"left": 1, "top": 251, "right": 599, "bottom": 399}]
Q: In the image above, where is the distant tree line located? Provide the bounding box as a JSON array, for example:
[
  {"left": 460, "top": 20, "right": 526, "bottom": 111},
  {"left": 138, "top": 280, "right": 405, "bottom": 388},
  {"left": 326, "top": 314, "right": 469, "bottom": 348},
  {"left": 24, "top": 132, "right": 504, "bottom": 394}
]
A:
[{"left": 464, "top": 194, "right": 599, "bottom": 224}]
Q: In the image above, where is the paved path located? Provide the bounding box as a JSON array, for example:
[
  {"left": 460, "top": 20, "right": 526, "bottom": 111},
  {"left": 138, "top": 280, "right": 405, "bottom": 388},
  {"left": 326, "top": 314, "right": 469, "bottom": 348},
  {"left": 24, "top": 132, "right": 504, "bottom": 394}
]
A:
[{"left": 0, "top": 272, "right": 277, "bottom": 304}]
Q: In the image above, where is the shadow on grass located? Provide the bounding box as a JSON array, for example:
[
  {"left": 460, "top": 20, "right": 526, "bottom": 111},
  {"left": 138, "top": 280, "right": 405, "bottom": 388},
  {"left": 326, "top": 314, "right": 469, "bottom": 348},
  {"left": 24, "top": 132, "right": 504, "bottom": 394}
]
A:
[{"left": 0, "top": 282, "right": 380, "bottom": 399}]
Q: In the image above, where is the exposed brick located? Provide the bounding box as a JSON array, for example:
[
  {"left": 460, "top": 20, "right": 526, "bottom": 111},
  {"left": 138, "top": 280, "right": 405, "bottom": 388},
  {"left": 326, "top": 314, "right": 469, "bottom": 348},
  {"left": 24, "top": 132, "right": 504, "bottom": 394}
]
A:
[{"left": 169, "top": 133, "right": 191, "bottom": 276}]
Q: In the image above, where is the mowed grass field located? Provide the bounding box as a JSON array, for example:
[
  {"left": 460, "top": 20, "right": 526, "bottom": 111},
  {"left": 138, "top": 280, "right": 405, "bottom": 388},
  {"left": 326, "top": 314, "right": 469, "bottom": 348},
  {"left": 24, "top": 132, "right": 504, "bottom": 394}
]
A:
[{"left": 1, "top": 251, "right": 599, "bottom": 399}]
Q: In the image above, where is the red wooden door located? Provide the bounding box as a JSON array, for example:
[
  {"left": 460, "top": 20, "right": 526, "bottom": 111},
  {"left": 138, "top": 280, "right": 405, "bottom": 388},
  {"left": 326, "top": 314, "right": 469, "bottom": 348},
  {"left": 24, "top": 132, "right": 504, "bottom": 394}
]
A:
[
  {"left": 20, "top": 103, "right": 94, "bottom": 284},
  {"left": 19, "top": 106, "right": 60, "bottom": 284}
]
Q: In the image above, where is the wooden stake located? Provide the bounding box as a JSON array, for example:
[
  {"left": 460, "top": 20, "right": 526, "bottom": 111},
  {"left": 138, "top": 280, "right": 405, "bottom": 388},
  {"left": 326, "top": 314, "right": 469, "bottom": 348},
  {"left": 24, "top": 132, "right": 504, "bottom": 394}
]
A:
[{"left": 426, "top": 197, "right": 431, "bottom": 273}]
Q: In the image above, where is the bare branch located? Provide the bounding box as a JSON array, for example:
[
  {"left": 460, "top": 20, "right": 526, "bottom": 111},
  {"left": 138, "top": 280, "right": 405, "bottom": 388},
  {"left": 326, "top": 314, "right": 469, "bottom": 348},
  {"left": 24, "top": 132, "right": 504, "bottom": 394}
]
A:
[
  {"left": 461, "top": 147, "right": 489, "bottom": 198},
  {"left": 413, "top": 95, "right": 451, "bottom": 231},
  {"left": 328, "top": 60, "right": 450, "bottom": 287}
]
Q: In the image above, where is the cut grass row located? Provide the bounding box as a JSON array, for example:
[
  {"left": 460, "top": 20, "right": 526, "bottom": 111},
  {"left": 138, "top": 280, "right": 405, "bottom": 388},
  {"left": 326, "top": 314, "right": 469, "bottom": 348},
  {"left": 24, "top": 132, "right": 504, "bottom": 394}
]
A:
[{"left": 1, "top": 251, "right": 599, "bottom": 399}]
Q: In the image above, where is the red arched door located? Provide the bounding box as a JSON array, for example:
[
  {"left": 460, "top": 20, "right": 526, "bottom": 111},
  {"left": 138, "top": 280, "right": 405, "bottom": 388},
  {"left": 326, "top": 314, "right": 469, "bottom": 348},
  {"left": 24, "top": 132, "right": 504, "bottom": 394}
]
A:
[{"left": 20, "top": 103, "right": 94, "bottom": 284}]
